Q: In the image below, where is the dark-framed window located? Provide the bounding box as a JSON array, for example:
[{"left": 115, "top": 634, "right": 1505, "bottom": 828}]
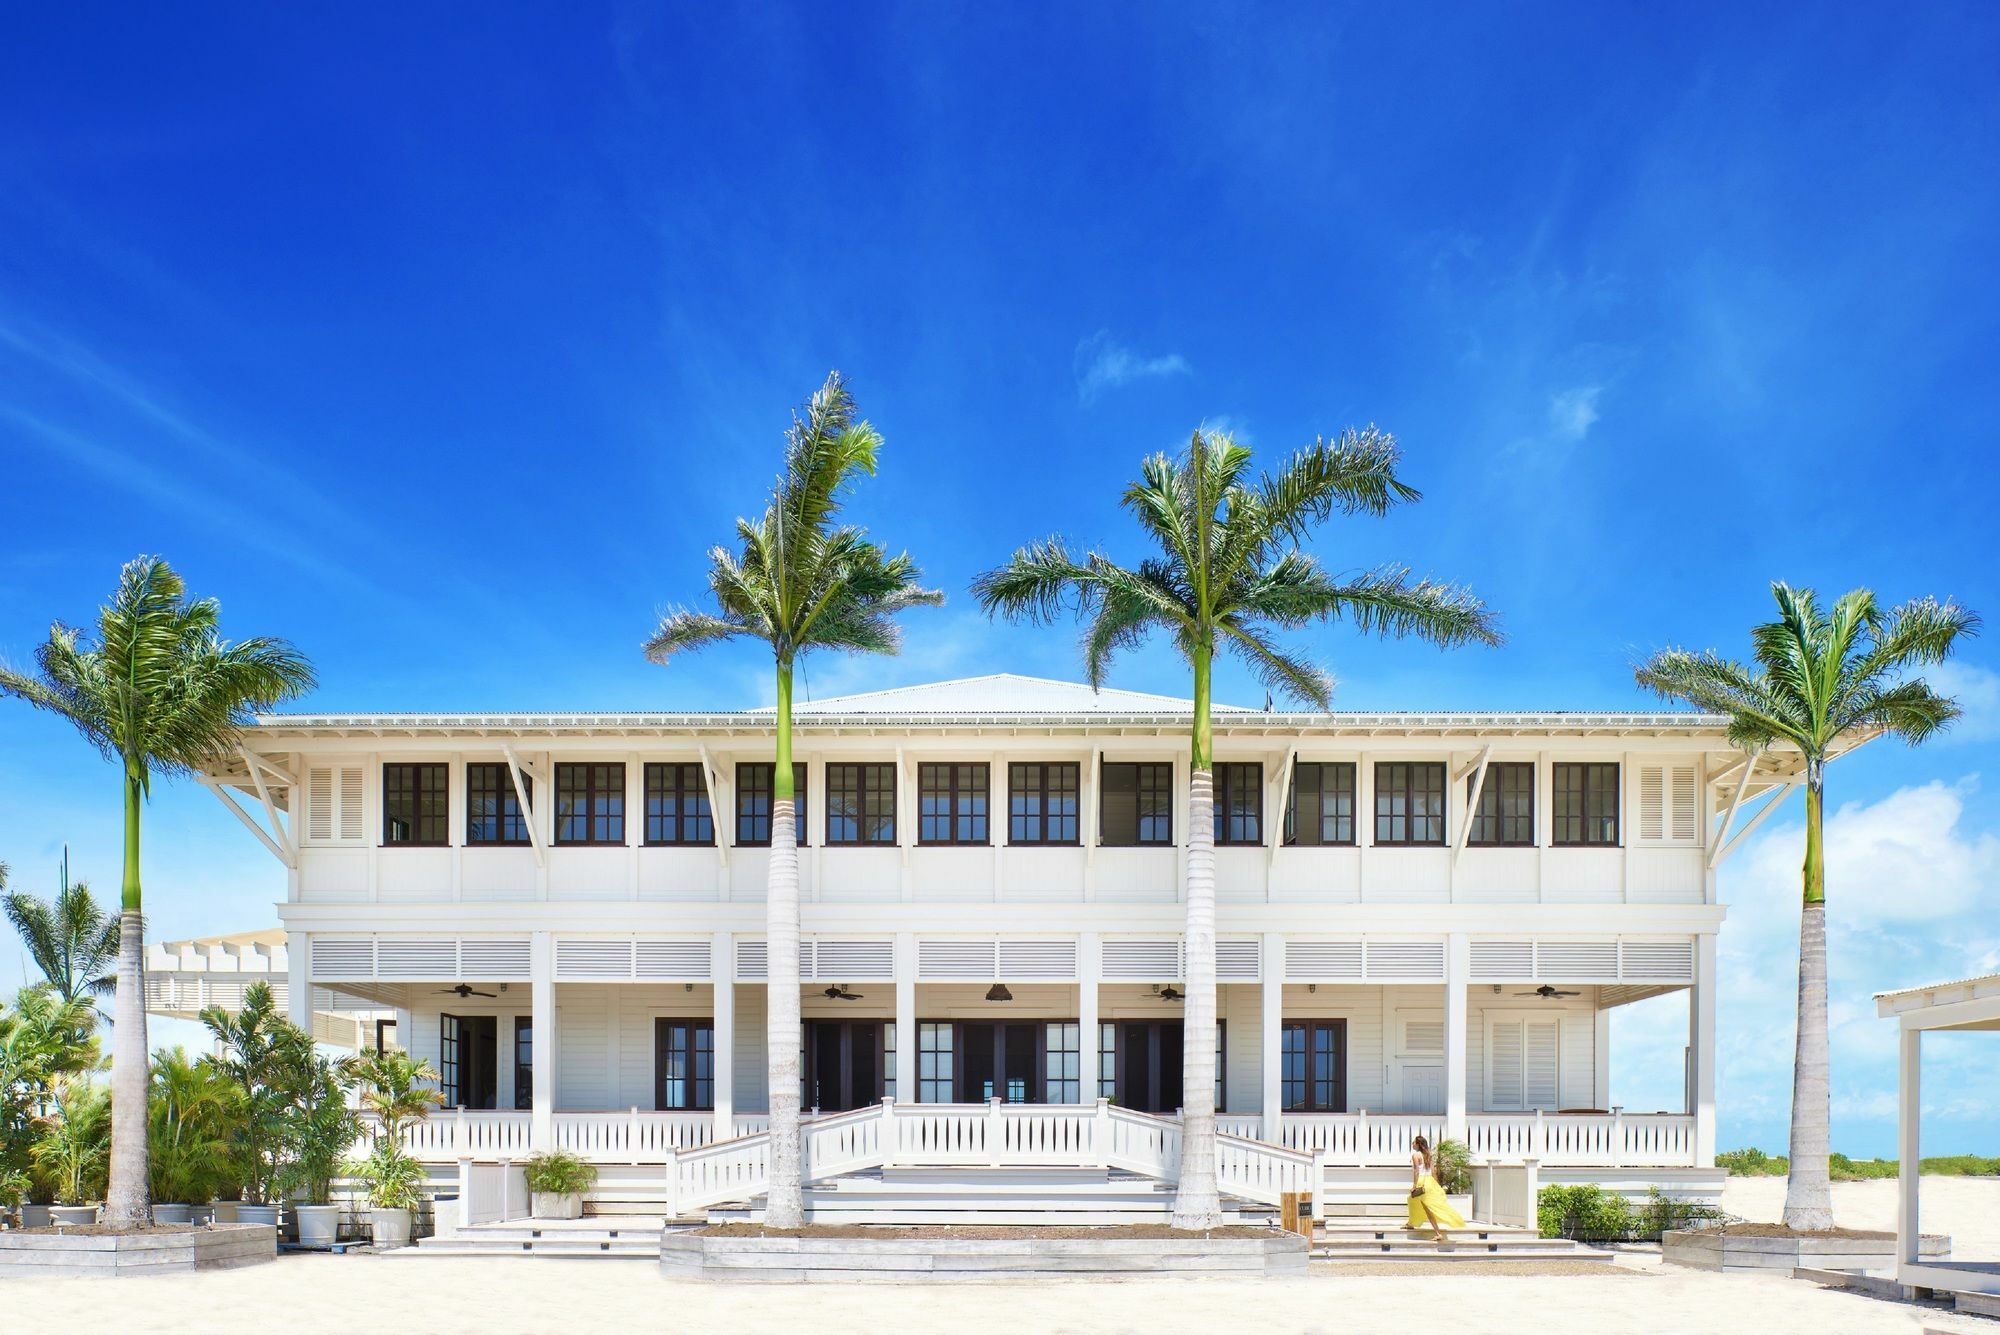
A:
[
  {"left": 654, "top": 1018, "right": 714, "bottom": 1111},
  {"left": 1100, "top": 761, "right": 1172, "bottom": 846},
  {"left": 917, "top": 1021, "right": 955, "bottom": 1104},
  {"left": 1285, "top": 762, "right": 1356, "bottom": 846},
  {"left": 1469, "top": 762, "right": 1536, "bottom": 847},
  {"left": 374, "top": 1018, "right": 397, "bottom": 1055},
  {"left": 554, "top": 762, "right": 626, "bottom": 845},
  {"left": 466, "top": 763, "right": 532, "bottom": 845},
  {"left": 736, "top": 763, "right": 808, "bottom": 847},
  {"left": 1373, "top": 762, "right": 1446, "bottom": 846},
  {"left": 919, "top": 763, "right": 989, "bottom": 845},
  {"left": 644, "top": 762, "right": 714, "bottom": 845},
  {"left": 1097, "top": 1020, "right": 1226, "bottom": 1112},
  {"left": 1008, "top": 763, "right": 1080, "bottom": 845},
  {"left": 826, "top": 763, "right": 897, "bottom": 845},
  {"left": 382, "top": 763, "right": 448, "bottom": 845},
  {"left": 1281, "top": 1019, "right": 1347, "bottom": 1111},
  {"left": 514, "top": 1016, "right": 533, "bottom": 1111},
  {"left": 1553, "top": 763, "right": 1621, "bottom": 846},
  {"left": 1213, "top": 762, "right": 1263, "bottom": 845}
]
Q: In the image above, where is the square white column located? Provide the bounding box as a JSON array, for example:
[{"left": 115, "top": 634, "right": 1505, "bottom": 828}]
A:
[
  {"left": 1078, "top": 933, "right": 1100, "bottom": 1106},
  {"left": 286, "top": 931, "right": 313, "bottom": 1033},
  {"left": 712, "top": 931, "right": 736, "bottom": 1140},
  {"left": 1261, "top": 933, "right": 1283, "bottom": 1143},
  {"left": 1691, "top": 932, "right": 1718, "bottom": 1165},
  {"left": 895, "top": 932, "right": 917, "bottom": 1102},
  {"left": 1897, "top": 1025, "right": 1921, "bottom": 1267},
  {"left": 1444, "top": 933, "right": 1469, "bottom": 1144},
  {"left": 530, "top": 931, "right": 555, "bottom": 1151}
]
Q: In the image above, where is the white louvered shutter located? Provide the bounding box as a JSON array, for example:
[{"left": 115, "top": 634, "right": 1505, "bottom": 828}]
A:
[
  {"left": 918, "top": 939, "right": 999, "bottom": 981},
  {"left": 1470, "top": 941, "right": 1534, "bottom": 980},
  {"left": 1620, "top": 939, "right": 1696, "bottom": 982},
  {"left": 1400, "top": 1015, "right": 1444, "bottom": 1057},
  {"left": 813, "top": 939, "right": 896, "bottom": 980},
  {"left": 1489, "top": 1019, "right": 1524, "bottom": 1110},
  {"left": 1670, "top": 766, "right": 1699, "bottom": 842},
  {"left": 1101, "top": 939, "right": 1182, "bottom": 981},
  {"left": 460, "top": 939, "right": 531, "bottom": 980},
  {"left": 635, "top": 939, "right": 712, "bottom": 980},
  {"left": 735, "top": 940, "right": 768, "bottom": 982},
  {"left": 1284, "top": 940, "right": 1363, "bottom": 980},
  {"left": 1535, "top": 940, "right": 1619, "bottom": 981},
  {"left": 557, "top": 939, "right": 634, "bottom": 981},
  {"left": 376, "top": 938, "right": 459, "bottom": 980},
  {"left": 338, "top": 767, "right": 365, "bottom": 841},
  {"left": 1637, "top": 766, "right": 1665, "bottom": 841},
  {"left": 1364, "top": 940, "right": 1445, "bottom": 981},
  {"left": 1525, "top": 1018, "right": 1561, "bottom": 1108},
  {"left": 997, "top": 939, "right": 1077, "bottom": 981},
  {"left": 1215, "top": 938, "right": 1261, "bottom": 982},
  {"left": 307, "top": 768, "right": 334, "bottom": 841}
]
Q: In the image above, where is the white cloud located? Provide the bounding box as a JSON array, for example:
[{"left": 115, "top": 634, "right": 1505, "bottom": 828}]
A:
[
  {"left": 1547, "top": 385, "right": 1602, "bottom": 442},
  {"left": 1927, "top": 661, "right": 2000, "bottom": 743},
  {"left": 1074, "top": 330, "right": 1191, "bottom": 404}
]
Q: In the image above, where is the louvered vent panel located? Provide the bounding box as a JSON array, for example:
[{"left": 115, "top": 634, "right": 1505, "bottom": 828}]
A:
[
  {"left": 338, "top": 767, "right": 365, "bottom": 841},
  {"left": 1402, "top": 1019, "right": 1445, "bottom": 1055},
  {"left": 997, "top": 939, "right": 1077, "bottom": 981},
  {"left": 1490, "top": 1019, "right": 1524, "bottom": 1109},
  {"left": 1638, "top": 766, "right": 1665, "bottom": 841},
  {"left": 1101, "top": 939, "right": 1182, "bottom": 981},
  {"left": 1620, "top": 939, "right": 1696, "bottom": 982},
  {"left": 1470, "top": 941, "right": 1535, "bottom": 979},
  {"left": 556, "top": 939, "right": 635, "bottom": 981},
  {"left": 310, "top": 938, "right": 374, "bottom": 978},
  {"left": 1365, "top": 940, "right": 1446, "bottom": 981},
  {"left": 1284, "top": 940, "right": 1363, "bottom": 980},
  {"left": 307, "top": 768, "right": 334, "bottom": 841},
  {"left": 812, "top": 939, "right": 896, "bottom": 980},
  {"left": 1671, "top": 767, "right": 1699, "bottom": 842},
  {"left": 918, "top": 939, "right": 1000, "bottom": 980},
  {"left": 460, "top": 939, "right": 531, "bottom": 979},
  {"left": 635, "top": 939, "right": 712, "bottom": 980},
  {"left": 1535, "top": 940, "right": 1619, "bottom": 980},
  {"left": 376, "top": 938, "right": 459, "bottom": 980},
  {"left": 1215, "top": 938, "right": 1261, "bottom": 982},
  {"left": 1525, "top": 1019, "right": 1561, "bottom": 1108},
  {"left": 735, "top": 940, "right": 768, "bottom": 982}
]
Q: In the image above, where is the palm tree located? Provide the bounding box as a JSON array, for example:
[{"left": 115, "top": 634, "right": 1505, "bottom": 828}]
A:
[
  {"left": 200, "top": 980, "right": 312, "bottom": 1206},
  {"left": 147, "top": 1047, "right": 244, "bottom": 1206},
  {"left": 643, "top": 371, "right": 942, "bottom": 1227},
  {"left": 3, "top": 875, "right": 120, "bottom": 1009},
  {"left": 1636, "top": 582, "right": 1976, "bottom": 1230},
  {"left": 974, "top": 427, "right": 1499, "bottom": 1226},
  {"left": 0, "top": 557, "right": 315, "bottom": 1226},
  {"left": 351, "top": 1047, "right": 444, "bottom": 1143}
]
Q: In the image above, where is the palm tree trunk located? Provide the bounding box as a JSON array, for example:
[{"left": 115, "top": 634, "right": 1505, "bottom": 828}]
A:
[
  {"left": 1783, "top": 764, "right": 1833, "bottom": 1230},
  {"left": 1173, "top": 644, "right": 1222, "bottom": 1228},
  {"left": 764, "top": 663, "right": 805, "bottom": 1228},
  {"left": 105, "top": 760, "right": 151, "bottom": 1227}
]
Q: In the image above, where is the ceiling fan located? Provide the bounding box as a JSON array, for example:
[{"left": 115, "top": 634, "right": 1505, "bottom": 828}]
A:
[
  {"left": 436, "top": 984, "right": 498, "bottom": 999},
  {"left": 1155, "top": 985, "right": 1185, "bottom": 1003},
  {"left": 1515, "top": 985, "right": 1582, "bottom": 999},
  {"left": 822, "top": 984, "right": 864, "bottom": 1001}
]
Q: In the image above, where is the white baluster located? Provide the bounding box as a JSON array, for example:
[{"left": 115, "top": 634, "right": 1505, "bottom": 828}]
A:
[
  {"left": 1354, "top": 1109, "right": 1368, "bottom": 1166},
  {"left": 988, "top": 1097, "right": 1005, "bottom": 1167}
]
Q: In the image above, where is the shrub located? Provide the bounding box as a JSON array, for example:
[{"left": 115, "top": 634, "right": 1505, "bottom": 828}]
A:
[
  {"left": 1431, "top": 1138, "right": 1473, "bottom": 1195},
  {"left": 30, "top": 1076, "right": 110, "bottom": 1205},
  {"left": 521, "top": 1150, "right": 597, "bottom": 1196},
  {"left": 1829, "top": 1152, "right": 1899, "bottom": 1181},
  {"left": 1636, "top": 1186, "right": 1722, "bottom": 1237},
  {"left": 1538, "top": 1183, "right": 1633, "bottom": 1241},
  {"left": 351, "top": 1144, "right": 428, "bottom": 1212},
  {"left": 1716, "top": 1147, "right": 1788, "bottom": 1177},
  {"left": 148, "top": 1047, "right": 245, "bottom": 1204}
]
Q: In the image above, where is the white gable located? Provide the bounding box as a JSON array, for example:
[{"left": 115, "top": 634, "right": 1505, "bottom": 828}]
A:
[{"left": 761, "top": 673, "right": 1250, "bottom": 716}]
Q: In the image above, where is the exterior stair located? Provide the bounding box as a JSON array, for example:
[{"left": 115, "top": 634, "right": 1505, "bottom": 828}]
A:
[
  {"left": 708, "top": 1166, "right": 1280, "bottom": 1227},
  {"left": 1312, "top": 1217, "right": 1617, "bottom": 1264},
  {"left": 406, "top": 1215, "right": 680, "bottom": 1259}
]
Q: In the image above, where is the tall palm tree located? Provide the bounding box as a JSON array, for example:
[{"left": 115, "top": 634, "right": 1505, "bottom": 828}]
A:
[
  {"left": 975, "top": 427, "right": 1499, "bottom": 1226},
  {"left": 3, "top": 875, "right": 120, "bottom": 1009},
  {"left": 0, "top": 558, "right": 315, "bottom": 1226},
  {"left": 643, "top": 372, "right": 942, "bottom": 1227},
  {"left": 1636, "top": 582, "right": 1976, "bottom": 1230}
]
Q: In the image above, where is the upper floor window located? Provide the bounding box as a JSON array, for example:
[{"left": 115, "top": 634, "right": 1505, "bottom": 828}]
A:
[
  {"left": 383, "top": 763, "right": 448, "bottom": 845},
  {"left": 555, "top": 762, "right": 625, "bottom": 845},
  {"left": 1008, "top": 762, "right": 1080, "bottom": 845},
  {"left": 465, "top": 763, "right": 531, "bottom": 845},
  {"left": 736, "top": 763, "right": 808, "bottom": 847},
  {"left": 1100, "top": 762, "right": 1172, "bottom": 846},
  {"left": 918, "top": 763, "right": 988, "bottom": 845},
  {"left": 1553, "top": 763, "right": 1620, "bottom": 846},
  {"left": 826, "top": 763, "right": 896, "bottom": 845},
  {"left": 644, "top": 763, "right": 713, "bottom": 845},
  {"left": 1285, "top": 762, "right": 1356, "bottom": 846},
  {"left": 1468, "top": 762, "right": 1536, "bottom": 847},
  {"left": 1374, "top": 761, "right": 1445, "bottom": 846},
  {"left": 1213, "top": 762, "right": 1263, "bottom": 845}
]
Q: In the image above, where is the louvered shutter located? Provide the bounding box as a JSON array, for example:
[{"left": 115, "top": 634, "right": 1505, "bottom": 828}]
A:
[
  {"left": 1524, "top": 1018, "right": 1561, "bottom": 1108},
  {"left": 1215, "top": 938, "right": 1260, "bottom": 981},
  {"left": 1400, "top": 1016, "right": 1444, "bottom": 1056},
  {"left": 997, "top": 939, "right": 1077, "bottom": 981},
  {"left": 1620, "top": 939, "right": 1696, "bottom": 982},
  {"left": 1671, "top": 766, "right": 1699, "bottom": 842},
  {"left": 1489, "top": 1019, "right": 1524, "bottom": 1110},
  {"left": 812, "top": 939, "right": 896, "bottom": 980},
  {"left": 735, "top": 940, "right": 768, "bottom": 981},
  {"left": 1535, "top": 940, "right": 1619, "bottom": 981},
  {"left": 635, "top": 939, "right": 712, "bottom": 980},
  {"left": 1470, "top": 941, "right": 1534, "bottom": 980},
  {"left": 1364, "top": 940, "right": 1445, "bottom": 981},
  {"left": 308, "top": 768, "right": 334, "bottom": 841},
  {"left": 1637, "top": 766, "right": 1665, "bottom": 841},
  {"left": 1101, "top": 939, "right": 1182, "bottom": 981},
  {"left": 918, "top": 939, "right": 999, "bottom": 981},
  {"left": 339, "top": 767, "right": 365, "bottom": 841},
  {"left": 1284, "top": 940, "right": 1363, "bottom": 980}
]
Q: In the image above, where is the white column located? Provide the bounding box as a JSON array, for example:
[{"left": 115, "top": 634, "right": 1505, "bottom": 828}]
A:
[
  {"left": 1897, "top": 1025, "right": 1921, "bottom": 1267},
  {"left": 1444, "top": 933, "right": 1469, "bottom": 1144},
  {"left": 286, "top": 931, "right": 313, "bottom": 1033},
  {"left": 1078, "top": 933, "right": 1100, "bottom": 1106},
  {"left": 1593, "top": 1007, "right": 1612, "bottom": 1110},
  {"left": 712, "top": 931, "right": 736, "bottom": 1140},
  {"left": 895, "top": 932, "right": 917, "bottom": 1102},
  {"left": 1691, "top": 932, "right": 1718, "bottom": 1166},
  {"left": 530, "top": 931, "right": 555, "bottom": 1151},
  {"left": 1261, "top": 933, "right": 1283, "bottom": 1144}
]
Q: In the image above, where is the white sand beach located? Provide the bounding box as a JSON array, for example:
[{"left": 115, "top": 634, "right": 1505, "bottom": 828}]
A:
[{"left": 4, "top": 1180, "right": 1994, "bottom": 1335}]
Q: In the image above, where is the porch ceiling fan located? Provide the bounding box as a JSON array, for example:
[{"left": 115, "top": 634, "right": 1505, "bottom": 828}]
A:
[
  {"left": 822, "top": 984, "right": 864, "bottom": 1001},
  {"left": 1155, "top": 985, "right": 1185, "bottom": 1003},
  {"left": 436, "top": 984, "right": 499, "bottom": 999},
  {"left": 1515, "top": 984, "right": 1582, "bottom": 999}
]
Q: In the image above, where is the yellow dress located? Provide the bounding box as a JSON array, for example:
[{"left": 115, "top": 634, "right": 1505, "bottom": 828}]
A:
[{"left": 1407, "top": 1171, "right": 1466, "bottom": 1230}]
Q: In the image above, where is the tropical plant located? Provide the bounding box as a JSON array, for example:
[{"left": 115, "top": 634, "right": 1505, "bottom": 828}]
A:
[
  {"left": 1636, "top": 582, "right": 1976, "bottom": 1229},
  {"left": 0, "top": 985, "right": 100, "bottom": 1202},
  {"left": 520, "top": 1149, "right": 597, "bottom": 1196},
  {"left": 0, "top": 1164, "right": 27, "bottom": 1211},
  {"left": 31, "top": 1075, "right": 111, "bottom": 1205},
  {"left": 1431, "top": 1137, "right": 1473, "bottom": 1195},
  {"left": 277, "top": 1047, "right": 360, "bottom": 1205},
  {"left": 351, "top": 1142, "right": 426, "bottom": 1212},
  {"left": 0, "top": 556, "right": 315, "bottom": 1226},
  {"left": 351, "top": 1047, "right": 443, "bottom": 1144},
  {"left": 643, "top": 372, "right": 941, "bottom": 1227},
  {"left": 147, "top": 1047, "right": 244, "bottom": 1204},
  {"left": 200, "top": 980, "right": 308, "bottom": 1205},
  {"left": 3, "top": 875, "right": 120, "bottom": 1010},
  {"left": 974, "top": 427, "right": 1498, "bottom": 1225}
]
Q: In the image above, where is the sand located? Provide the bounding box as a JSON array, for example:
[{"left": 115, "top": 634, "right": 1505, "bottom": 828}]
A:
[{"left": 0, "top": 1179, "right": 1991, "bottom": 1334}]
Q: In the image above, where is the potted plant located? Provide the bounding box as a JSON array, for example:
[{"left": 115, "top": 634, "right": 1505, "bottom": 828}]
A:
[
  {"left": 199, "top": 982, "right": 299, "bottom": 1228},
  {"left": 350, "top": 1144, "right": 426, "bottom": 1247},
  {"left": 1433, "top": 1138, "right": 1475, "bottom": 1219},
  {"left": 278, "top": 1046, "right": 361, "bottom": 1248},
  {"left": 31, "top": 1075, "right": 109, "bottom": 1226},
  {"left": 0, "top": 1166, "right": 27, "bottom": 1228},
  {"left": 349, "top": 1048, "right": 442, "bottom": 1245},
  {"left": 147, "top": 1047, "right": 242, "bottom": 1224},
  {"left": 521, "top": 1150, "right": 596, "bottom": 1219}
]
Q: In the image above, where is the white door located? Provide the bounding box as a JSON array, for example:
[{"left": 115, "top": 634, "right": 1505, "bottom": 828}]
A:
[
  {"left": 1391, "top": 1009, "right": 1445, "bottom": 1113},
  {"left": 1398, "top": 1063, "right": 1445, "bottom": 1113}
]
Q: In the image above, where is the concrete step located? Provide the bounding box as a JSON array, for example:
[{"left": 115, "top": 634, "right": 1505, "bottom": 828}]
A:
[
  {"left": 410, "top": 1239, "right": 660, "bottom": 1259},
  {"left": 711, "top": 1207, "right": 1277, "bottom": 1227},
  {"left": 1312, "top": 1245, "right": 1619, "bottom": 1264},
  {"left": 1318, "top": 1225, "right": 1542, "bottom": 1242},
  {"left": 1317, "top": 1235, "right": 1583, "bottom": 1254}
]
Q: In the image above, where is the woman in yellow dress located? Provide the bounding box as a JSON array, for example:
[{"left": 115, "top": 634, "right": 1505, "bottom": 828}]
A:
[{"left": 1407, "top": 1135, "right": 1465, "bottom": 1241}]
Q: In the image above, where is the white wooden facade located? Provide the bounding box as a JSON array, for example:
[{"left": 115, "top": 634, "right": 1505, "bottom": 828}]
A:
[{"left": 193, "top": 675, "right": 1812, "bottom": 1191}]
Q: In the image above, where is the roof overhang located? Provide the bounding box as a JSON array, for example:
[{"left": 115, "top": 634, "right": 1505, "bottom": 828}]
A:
[{"left": 1875, "top": 972, "right": 2000, "bottom": 1031}]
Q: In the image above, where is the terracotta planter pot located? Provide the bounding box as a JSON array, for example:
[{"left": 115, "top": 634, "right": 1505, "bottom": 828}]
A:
[
  {"left": 153, "top": 1203, "right": 194, "bottom": 1224},
  {"left": 370, "top": 1207, "right": 414, "bottom": 1248},
  {"left": 531, "top": 1191, "right": 582, "bottom": 1220},
  {"left": 295, "top": 1204, "right": 341, "bottom": 1247},
  {"left": 49, "top": 1205, "right": 100, "bottom": 1227}
]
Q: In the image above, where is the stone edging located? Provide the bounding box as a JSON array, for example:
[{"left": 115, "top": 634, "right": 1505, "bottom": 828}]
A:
[
  {"left": 0, "top": 1224, "right": 277, "bottom": 1275},
  {"left": 660, "top": 1232, "right": 1309, "bottom": 1283},
  {"left": 1662, "top": 1228, "right": 1949, "bottom": 1273}
]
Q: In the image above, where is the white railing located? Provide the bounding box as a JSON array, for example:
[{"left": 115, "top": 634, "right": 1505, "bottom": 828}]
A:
[
  {"left": 1281, "top": 1112, "right": 1447, "bottom": 1164},
  {"left": 1216, "top": 1115, "right": 1264, "bottom": 1140},
  {"left": 1466, "top": 1112, "right": 1695, "bottom": 1167},
  {"left": 389, "top": 1108, "right": 534, "bottom": 1160},
  {"left": 551, "top": 1110, "right": 719, "bottom": 1162},
  {"left": 1469, "top": 1159, "right": 1540, "bottom": 1229}
]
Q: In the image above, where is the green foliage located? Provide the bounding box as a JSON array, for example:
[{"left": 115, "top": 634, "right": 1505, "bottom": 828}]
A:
[
  {"left": 31, "top": 1075, "right": 110, "bottom": 1205},
  {"left": 1718, "top": 1147, "right": 2000, "bottom": 1179},
  {"left": 1537, "top": 1183, "right": 1634, "bottom": 1241},
  {"left": 1637, "top": 1187, "right": 1723, "bottom": 1237},
  {"left": 349, "top": 1143, "right": 427, "bottom": 1212},
  {"left": 1915, "top": 1155, "right": 2000, "bottom": 1176},
  {"left": 275, "top": 1048, "right": 361, "bottom": 1206},
  {"left": 1, "top": 986, "right": 100, "bottom": 1203},
  {"left": 147, "top": 1047, "right": 245, "bottom": 1204},
  {"left": 1431, "top": 1138, "right": 1473, "bottom": 1195},
  {"left": 1717, "top": 1147, "right": 1789, "bottom": 1176},
  {"left": 200, "top": 980, "right": 348, "bottom": 1204},
  {"left": 0, "top": 1164, "right": 27, "bottom": 1208},
  {"left": 351, "top": 1048, "right": 443, "bottom": 1142},
  {"left": 1829, "top": 1152, "right": 1901, "bottom": 1181},
  {"left": 2, "top": 878, "right": 120, "bottom": 1008},
  {"left": 521, "top": 1150, "right": 597, "bottom": 1196}
]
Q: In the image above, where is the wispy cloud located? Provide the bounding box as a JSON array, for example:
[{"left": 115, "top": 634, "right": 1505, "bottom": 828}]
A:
[
  {"left": 1927, "top": 661, "right": 2000, "bottom": 743},
  {"left": 1074, "top": 330, "right": 1190, "bottom": 404},
  {"left": 1547, "top": 385, "right": 1603, "bottom": 442}
]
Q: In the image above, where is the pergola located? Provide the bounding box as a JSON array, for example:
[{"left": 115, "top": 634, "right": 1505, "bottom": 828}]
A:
[{"left": 1876, "top": 971, "right": 2000, "bottom": 1297}]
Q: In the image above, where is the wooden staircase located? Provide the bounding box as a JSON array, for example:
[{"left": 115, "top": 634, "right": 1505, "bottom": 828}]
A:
[
  {"left": 1313, "top": 1217, "right": 1616, "bottom": 1264},
  {"left": 408, "top": 1215, "right": 678, "bottom": 1260}
]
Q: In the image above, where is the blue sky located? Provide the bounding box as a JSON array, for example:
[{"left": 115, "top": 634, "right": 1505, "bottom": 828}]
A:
[{"left": 2, "top": 5, "right": 1997, "bottom": 1156}]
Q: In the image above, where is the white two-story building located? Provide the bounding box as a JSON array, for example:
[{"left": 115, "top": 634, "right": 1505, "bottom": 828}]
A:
[{"left": 163, "top": 674, "right": 1817, "bottom": 1217}]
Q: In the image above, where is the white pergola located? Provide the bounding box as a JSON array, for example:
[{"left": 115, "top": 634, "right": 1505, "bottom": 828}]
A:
[{"left": 1876, "top": 971, "right": 2000, "bottom": 1297}]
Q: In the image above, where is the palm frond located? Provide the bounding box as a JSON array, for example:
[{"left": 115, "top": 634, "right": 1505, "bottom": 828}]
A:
[
  {"left": 1260, "top": 426, "right": 1419, "bottom": 537},
  {"left": 642, "top": 608, "right": 756, "bottom": 665},
  {"left": 1845, "top": 677, "right": 1963, "bottom": 745},
  {"left": 1300, "top": 564, "right": 1502, "bottom": 648},
  {"left": 1220, "top": 622, "right": 1335, "bottom": 709},
  {"left": 971, "top": 539, "right": 1098, "bottom": 624},
  {"left": 1633, "top": 649, "right": 1803, "bottom": 750}
]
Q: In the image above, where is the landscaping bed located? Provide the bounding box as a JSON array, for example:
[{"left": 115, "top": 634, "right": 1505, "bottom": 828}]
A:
[
  {"left": 1663, "top": 1225, "right": 1949, "bottom": 1273},
  {"left": 0, "top": 1222, "right": 276, "bottom": 1275}
]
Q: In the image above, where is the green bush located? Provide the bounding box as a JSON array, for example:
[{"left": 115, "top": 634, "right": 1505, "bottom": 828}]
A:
[
  {"left": 1919, "top": 1155, "right": 2000, "bottom": 1177},
  {"left": 1431, "top": 1139, "right": 1473, "bottom": 1195},
  {"left": 1716, "top": 1147, "right": 1788, "bottom": 1177},
  {"left": 1636, "top": 1186, "right": 1722, "bottom": 1237},
  {"left": 1829, "top": 1152, "right": 1900, "bottom": 1181},
  {"left": 350, "top": 1144, "right": 427, "bottom": 1212},
  {"left": 521, "top": 1150, "right": 597, "bottom": 1196},
  {"left": 1537, "top": 1184, "right": 1634, "bottom": 1241}
]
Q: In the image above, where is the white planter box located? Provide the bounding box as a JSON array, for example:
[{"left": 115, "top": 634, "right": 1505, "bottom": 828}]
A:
[{"left": 532, "top": 1191, "right": 583, "bottom": 1220}]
